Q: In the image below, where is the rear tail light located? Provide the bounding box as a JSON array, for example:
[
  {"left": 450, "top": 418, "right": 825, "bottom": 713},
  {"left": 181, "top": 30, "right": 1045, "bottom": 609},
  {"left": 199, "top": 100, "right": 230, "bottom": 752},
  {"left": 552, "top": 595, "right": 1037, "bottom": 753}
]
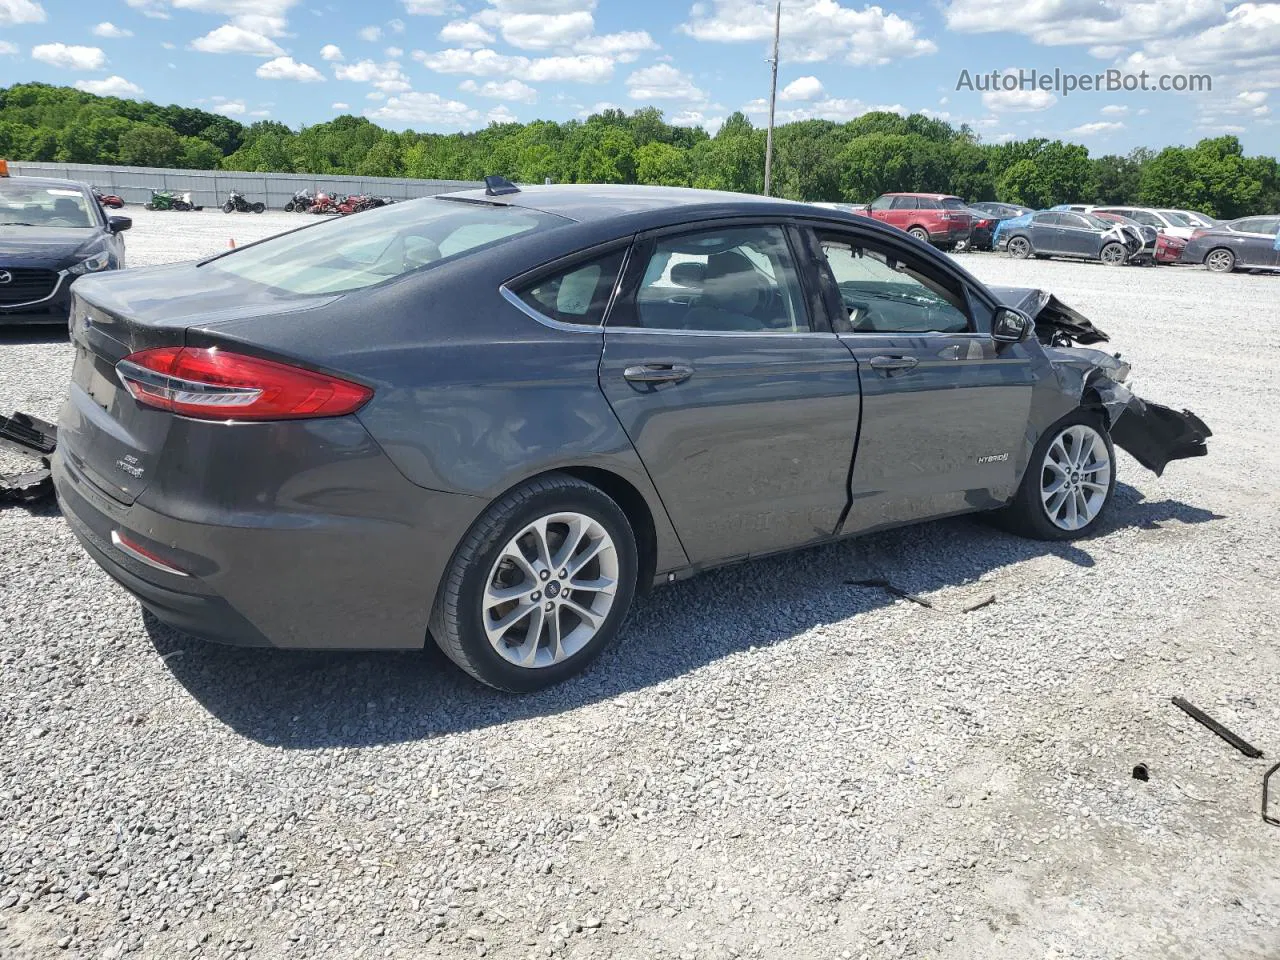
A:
[
  {"left": 116, "top": 347, "right": 373, "bottom": 421},
  {"left": 111, "top": 530, "right": 189, "bottom": 577}
]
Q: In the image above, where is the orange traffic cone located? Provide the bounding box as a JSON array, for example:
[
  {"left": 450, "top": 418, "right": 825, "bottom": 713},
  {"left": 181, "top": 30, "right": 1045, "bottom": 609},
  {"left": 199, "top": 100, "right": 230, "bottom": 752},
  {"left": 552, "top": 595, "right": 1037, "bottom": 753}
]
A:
[{"left": 228, "top": 238, "right": 236, "bottom": 249}]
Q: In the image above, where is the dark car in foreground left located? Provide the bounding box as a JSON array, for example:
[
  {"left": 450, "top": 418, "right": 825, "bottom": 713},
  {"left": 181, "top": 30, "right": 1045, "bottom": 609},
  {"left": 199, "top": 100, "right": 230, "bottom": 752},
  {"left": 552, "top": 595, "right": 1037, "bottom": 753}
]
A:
[
  {"left": 0, "top": 175, "right": 131, "bottom": 324},
  {"left": 54, "top": 184, "right": 1210, "bottom": 692}
]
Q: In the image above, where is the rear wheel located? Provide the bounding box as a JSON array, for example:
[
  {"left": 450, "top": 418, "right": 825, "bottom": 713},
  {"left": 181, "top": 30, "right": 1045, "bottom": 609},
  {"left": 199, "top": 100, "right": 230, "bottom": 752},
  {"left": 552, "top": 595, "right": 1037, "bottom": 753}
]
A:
[
  {"left": 430, "top": 473, "right": 639, "bottom": 692},
  {"left": 1100, "top": 242, "right": 1127, "bottom": 266},
  {"left": 994, "top": 410, "right": 1115, "bottom": 541},
  {"left": 1205, "top": 248, "right": 1235, "bottom": 273},
  {"left": 252, "top": 202, "right": 265, "bottom": 214},
  {"left": 908, "top": 226, "right": 930, "bottom": 243},
  {"left": 1007, "top": 236, "right": 1032, "bottom": 259}
]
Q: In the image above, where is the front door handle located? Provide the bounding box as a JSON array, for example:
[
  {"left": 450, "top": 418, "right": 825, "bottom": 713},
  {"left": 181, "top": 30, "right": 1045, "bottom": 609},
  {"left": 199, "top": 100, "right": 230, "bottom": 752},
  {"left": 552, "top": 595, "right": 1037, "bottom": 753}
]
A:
[
  {"left": 623, "top": 363, "right": 694, "bottom": 384},
  {"left": 868, "top": 355, "right": 919, "bottom": 371}
]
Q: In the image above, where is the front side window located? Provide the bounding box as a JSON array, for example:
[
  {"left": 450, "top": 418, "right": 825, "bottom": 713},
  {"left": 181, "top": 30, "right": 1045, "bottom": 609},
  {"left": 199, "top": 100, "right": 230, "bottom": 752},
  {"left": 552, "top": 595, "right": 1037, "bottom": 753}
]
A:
[
  {"left": 514, "top": 250, "right": 625, "bottom": 326},
  {"left": 619, "top": 225, "right": 809, "bottom": 333},
  {"left": 869, "top": 196, "right": 894, "bottom": 211},
  {"left": 891, "top": 196, "right": 919, "bottom": 210},
  {"left": 206, "top": 197, "right": 566, "bottom": 295},
  {"left": 818, "top": 236, "right": 971, "bottom": 334}
]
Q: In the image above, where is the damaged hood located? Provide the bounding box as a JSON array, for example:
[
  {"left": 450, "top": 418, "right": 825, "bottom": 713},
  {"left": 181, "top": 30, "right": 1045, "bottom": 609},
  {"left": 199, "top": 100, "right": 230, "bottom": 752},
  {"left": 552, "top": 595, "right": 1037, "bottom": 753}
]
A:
[{"left": 1008, "top": 288, "right": 1213, "bottom": 476}]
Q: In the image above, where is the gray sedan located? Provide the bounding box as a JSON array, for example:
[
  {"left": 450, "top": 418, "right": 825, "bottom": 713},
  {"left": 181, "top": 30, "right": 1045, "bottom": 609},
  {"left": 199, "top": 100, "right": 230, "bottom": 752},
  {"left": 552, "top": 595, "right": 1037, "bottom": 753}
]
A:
[
  {"left": 998, "top": 210, "right": 1145, "bottom": 264},
  {"left": 53, "top": 184, "right": 1210, "bottom": 691},
  {"left": 1180, "top": 215, "right": 1280, "bottom": 272}
]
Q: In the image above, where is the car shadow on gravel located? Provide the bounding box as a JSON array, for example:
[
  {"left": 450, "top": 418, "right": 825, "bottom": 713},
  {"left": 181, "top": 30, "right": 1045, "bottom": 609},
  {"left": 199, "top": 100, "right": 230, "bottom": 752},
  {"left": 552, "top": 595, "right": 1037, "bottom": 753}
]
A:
[
  {"left": 144, "top": 481, "right": 1223, "bottom": 749},
  {"left": 0, "top": 326, "right": 68, "bottom": 346}
]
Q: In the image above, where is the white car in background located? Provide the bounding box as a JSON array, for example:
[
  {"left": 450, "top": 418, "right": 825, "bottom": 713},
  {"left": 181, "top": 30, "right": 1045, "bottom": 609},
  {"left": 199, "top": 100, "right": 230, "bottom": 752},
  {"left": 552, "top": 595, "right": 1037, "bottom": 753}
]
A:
[{"left": 1092, "top": 207, "right": 1198, "bottom": 240}]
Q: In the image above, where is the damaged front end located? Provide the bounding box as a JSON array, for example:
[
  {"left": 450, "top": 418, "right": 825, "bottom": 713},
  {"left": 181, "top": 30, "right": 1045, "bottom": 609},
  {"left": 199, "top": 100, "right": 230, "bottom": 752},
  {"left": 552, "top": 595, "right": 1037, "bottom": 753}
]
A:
[{"left": 991, "top": 287, "right": 1212, "bottom": 476}]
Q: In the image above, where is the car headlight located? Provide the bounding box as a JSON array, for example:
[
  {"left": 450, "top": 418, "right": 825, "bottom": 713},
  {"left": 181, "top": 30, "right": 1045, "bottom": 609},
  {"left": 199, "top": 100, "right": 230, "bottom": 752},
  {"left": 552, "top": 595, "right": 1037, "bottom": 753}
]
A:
[{"left": 68, "top": 252, "right": 112, "bottom": 275}]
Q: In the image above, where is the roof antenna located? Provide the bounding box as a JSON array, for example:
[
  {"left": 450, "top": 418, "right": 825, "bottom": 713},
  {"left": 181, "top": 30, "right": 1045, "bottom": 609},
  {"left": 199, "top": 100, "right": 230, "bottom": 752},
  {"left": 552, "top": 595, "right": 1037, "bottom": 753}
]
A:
[{"left": 484, "top": 175, "right": 521, "bottom": 197}]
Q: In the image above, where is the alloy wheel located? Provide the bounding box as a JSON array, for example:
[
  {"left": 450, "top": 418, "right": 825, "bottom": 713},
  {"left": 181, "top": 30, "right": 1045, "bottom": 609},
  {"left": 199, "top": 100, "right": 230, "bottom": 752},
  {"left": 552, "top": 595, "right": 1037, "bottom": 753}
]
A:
[
  {"left": 483, "top": 512, "right": 619, "bottom": 669},
  {"left": 1040, "top": 424, "right": 1111, "bottom": 531},
  {"left": 1206, "top": 250, "right": 1234, "bottom": 273},
  {"left": 1008, "top": 237, "right": 1030, "bottom": 259},
  {"left": 1100, "top": 243, "right": 1126, "bottom": 265}
]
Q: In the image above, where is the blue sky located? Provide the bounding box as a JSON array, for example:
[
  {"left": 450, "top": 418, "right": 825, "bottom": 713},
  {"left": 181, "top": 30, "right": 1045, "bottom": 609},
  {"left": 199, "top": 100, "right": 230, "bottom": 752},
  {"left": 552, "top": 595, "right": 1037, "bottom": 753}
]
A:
[{"left": 1, "top": 0, "right": 1276, "bottom": 153}]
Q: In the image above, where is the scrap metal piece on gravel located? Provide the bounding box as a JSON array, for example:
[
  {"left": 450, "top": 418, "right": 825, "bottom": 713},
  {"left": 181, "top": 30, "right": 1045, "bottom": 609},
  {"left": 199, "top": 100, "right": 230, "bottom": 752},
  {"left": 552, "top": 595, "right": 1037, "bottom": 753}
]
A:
[
  {"left": 846, "top": 578, "right": 934, "bottom": 608},
  {"left": 1264, "top": 763, "right": 1280, "bottom": 827},
  {"left": 0, "top": 411, "right": 57, "bottom": 505},
  {"left": 1172, "top": 696, "right": 1264, "bottom": 759}
]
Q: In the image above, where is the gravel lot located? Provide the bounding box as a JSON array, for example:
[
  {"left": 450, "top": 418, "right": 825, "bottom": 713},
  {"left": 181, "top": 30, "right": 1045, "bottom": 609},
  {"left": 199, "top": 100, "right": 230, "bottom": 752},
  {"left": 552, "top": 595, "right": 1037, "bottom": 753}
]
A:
[{"left": 2, "top": 207, "right": 1278, "bottom": 960}]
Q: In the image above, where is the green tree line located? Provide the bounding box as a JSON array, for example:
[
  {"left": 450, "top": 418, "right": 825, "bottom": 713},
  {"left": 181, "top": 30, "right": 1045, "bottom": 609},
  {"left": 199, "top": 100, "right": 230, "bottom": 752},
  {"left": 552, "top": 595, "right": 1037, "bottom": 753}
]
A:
[{"left": 2, "top": 82, "right": 1277, "bottom": 218}]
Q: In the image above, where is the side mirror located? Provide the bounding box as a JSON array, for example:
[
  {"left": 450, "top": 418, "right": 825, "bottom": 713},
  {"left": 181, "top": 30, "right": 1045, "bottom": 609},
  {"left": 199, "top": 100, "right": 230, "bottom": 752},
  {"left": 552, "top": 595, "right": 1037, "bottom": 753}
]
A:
[
  {"left": 992, "top": 307, "right": 1032, "bottom": 343},
  {"left": 108, "top": 216, "right": 132, "bottom": 234}
]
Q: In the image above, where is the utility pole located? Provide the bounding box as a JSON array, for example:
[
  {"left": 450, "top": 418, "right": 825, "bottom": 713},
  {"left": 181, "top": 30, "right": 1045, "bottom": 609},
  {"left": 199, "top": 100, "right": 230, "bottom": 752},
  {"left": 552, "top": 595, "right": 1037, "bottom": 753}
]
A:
[{"left": 763, "top": 0, "right": 780, "bottom": 196}]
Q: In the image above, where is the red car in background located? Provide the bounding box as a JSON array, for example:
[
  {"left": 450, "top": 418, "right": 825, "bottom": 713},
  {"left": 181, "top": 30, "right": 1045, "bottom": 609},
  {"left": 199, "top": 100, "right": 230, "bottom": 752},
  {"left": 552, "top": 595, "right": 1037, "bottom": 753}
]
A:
[{"left": 861, "top": 192, "right": 974, "bottom": 250}]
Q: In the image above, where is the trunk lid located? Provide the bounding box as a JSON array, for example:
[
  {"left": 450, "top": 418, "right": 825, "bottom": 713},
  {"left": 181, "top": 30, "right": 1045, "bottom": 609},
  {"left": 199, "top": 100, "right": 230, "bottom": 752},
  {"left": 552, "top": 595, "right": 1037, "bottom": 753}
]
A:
[{"left": 60, "top": 262, "right": 338, "bottom": 505}]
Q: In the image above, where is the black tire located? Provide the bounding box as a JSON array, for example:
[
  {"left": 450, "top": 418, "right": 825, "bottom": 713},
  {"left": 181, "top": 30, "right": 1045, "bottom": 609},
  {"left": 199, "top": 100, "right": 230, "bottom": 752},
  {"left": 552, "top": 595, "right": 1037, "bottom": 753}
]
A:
[
  {"left": 284, "top": 201, "right": 295, "bottom": 212},
  {"left": 1100, "top": 242, "right": 1128, "bottom": 266},
  {"left": 429, "top": 473, "right": 639, "bottom": 692},
  {"left": 992, "top": 408, "right": 1116, "bottom": 541},
  {"left": 143, "top": 202, "right": 155, "bottom": 211},
  {"left": 1204, "top": 248, "right": 1235, "bottom": 273},
  {"left": 222, "top": 201, "right": 234, "bottom": 213},
  {"left": 1007, "top": 235, "right": 1033, "bottom": 259},
  {"left": 908, "top": 226, "right": 930, "bottom": 243},
  {"left": 252, "top": 202, "right": 265, "bottom": 214}
]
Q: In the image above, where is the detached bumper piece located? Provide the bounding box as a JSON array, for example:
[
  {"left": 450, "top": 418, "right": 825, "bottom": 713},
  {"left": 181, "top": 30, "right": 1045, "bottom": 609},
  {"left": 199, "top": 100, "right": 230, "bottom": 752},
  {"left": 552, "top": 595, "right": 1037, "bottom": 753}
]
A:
[
  {"left": 1111, "top": 397, "right": 1212, "bottom": 477},
  {"left": 0, "top": 411, "right": 57, "bottom": 504}
]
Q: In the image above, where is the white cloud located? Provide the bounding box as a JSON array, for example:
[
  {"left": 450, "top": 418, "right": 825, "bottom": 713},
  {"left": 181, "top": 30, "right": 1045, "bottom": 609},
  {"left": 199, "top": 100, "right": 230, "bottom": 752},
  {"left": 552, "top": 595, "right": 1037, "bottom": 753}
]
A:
[
  {"left": 334, "top": 58, "right": 412, "bottom": 92},
  {"left": 403, "top": 0, "right": 457, "bottom": 12},
  {"left": 743, "top": 95, "right": 904, "bottom": 123},
  {"left": 31, "top": 42, "right": 107, "bottom": 70},
  {"left": 0, "top": 0, "right": 45, "bottom": 25},
  {"left": 92, "top": 21, "right": 133, "bottom": 38},
  {"left": 1089, "top": 45, "right": 1124, "bottom": 58},
  {"left": 1100, "top": 104, "right": 1128, "bottom": 116},
  {"left": 477, "top": 10, "right": 594, "bottom": 51},
  {"left": 573, "top": 30, "right": 657, "bottom": 62},
  {"left": 388, "top": 18, "right": 405, "bottom": 33},
  {"left": 944, "top": 0, "right": 1223, "bottom": 46},
  {"left": 332, "top": 101, "right": 350, "bottom": 109},
  {"left": 161, "top": 41, "right": 175, "bottom": 49},
  {"left": 257, "top": 56, "right": 325, "bottom": 81},
  {"left": 1238, "top": 90, "right": 1269, "bottom": 107},
  {"left": 1069, "top": 120, "right": 1124, "bottom": 135},
  {"left": 359, "top": 25, "right": 382, "bottom": 42},
  {"left": 320, "top": 43, "right": 343, "bottom": 61},
  {"left": 125, "top": 0, "right": 169, "bottom": 18},
  {"left": 416, "top": 47, "right": 613, "bottom": 83},
  {"left": 213, "top": 100, "right": 246, "bottom": 115},
  {"left": 74, "top": 75, "right": 143, "bottom": 96},
  {"left": 681, "top": 0, "right": 936, "bottom": 66},
  {"left": 460, "top": 78, "right": 537, "bottom": 102},
  {"left": 670, "top": 109, "right": 723, "bottom": 132},
  {"left": 982, "top": 87, "right": 1056, "bottom": 112},
  {"left": 365, "top": 90, "right": 480, "bottom": 125},
  {"left": 578, "top": 100, "right": 622, "bottom": 116},
  {"left": 625, "top": 63, "right": 706, "bottom": 101},
  {"left": 0, "top": 40, "right": 17, "bottom": 55},
  {"left": 190, "top": 25, "right": 285, "bottom": 57},
  {"left": 487, "top": 105, "right": 518, "bottom": 123},
  {"left": 779, "top": 75, "right": 823, "bottom": 101},
  {"left": 366, "top": 91, "right": 386, "bottom": 100},
  {"left": 439, "top": 20, "right": 495, "bottom": 47}
]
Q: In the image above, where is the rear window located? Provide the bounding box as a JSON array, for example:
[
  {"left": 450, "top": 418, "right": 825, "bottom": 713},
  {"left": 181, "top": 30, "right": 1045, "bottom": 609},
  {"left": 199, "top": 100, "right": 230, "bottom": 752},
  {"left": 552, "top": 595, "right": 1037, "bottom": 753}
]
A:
[
  {"left": 939, "top": 197, "right": 967, "bottom": 210},
  {"left": 206, "top": 197, "right": 565, "bottom": 295}
]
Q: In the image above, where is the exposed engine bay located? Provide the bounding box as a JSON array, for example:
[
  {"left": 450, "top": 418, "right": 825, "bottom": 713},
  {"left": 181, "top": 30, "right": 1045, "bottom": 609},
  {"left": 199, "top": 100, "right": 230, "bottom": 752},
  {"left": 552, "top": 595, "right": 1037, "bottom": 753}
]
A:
[{"left": 991, "top": 286, "right": 1212, "bottom": 476}]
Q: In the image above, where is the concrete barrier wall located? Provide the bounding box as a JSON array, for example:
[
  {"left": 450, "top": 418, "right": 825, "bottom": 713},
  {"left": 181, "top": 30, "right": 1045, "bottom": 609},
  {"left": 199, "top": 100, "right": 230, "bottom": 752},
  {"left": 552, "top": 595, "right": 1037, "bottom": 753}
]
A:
[{"left": 6, "top": 161, "right": 481, "bottom": 210}]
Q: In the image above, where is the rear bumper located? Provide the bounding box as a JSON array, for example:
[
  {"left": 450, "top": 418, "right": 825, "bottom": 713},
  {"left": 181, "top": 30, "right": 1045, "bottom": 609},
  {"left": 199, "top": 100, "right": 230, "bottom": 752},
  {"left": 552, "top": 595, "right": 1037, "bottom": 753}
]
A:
[
  {"left": 929, "top": 223, "right": 972, "bottom": 245},
  {"left": 53, "top": 418, "right": 487, "bottom": 651}
]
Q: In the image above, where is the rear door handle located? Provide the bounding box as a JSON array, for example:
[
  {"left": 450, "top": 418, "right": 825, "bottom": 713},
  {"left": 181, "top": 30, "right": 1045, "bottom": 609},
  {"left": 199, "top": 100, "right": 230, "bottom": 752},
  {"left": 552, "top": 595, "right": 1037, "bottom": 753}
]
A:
[
  {"left": 868, "top": 355, "right": 919, "bottom": 371},
  {"left": 623, "top": 363, "right": 694, "bottom": 384}
]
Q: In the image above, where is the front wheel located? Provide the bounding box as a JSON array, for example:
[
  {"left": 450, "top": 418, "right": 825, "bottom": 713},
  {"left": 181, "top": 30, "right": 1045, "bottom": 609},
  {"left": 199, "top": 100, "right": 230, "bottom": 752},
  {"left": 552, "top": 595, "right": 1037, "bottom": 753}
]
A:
[
  {"left": 1205, "top": 248, "right": 1235, "bottom": 273},
  {"left": 994, "top": 411, "right": 1116, "bottom": 541},
  {"left": 143, "top": 202, "right": 155, "bottom": 211},
  {"left": 283, "top": 201, "right": 294, "bottom": 212},
  {"left": 430, "top": 473, "right": 639, "bottom": 692},
  {"left": 222, "top": 202, "right": 234, "bottom": 213},
  {"left": 1007, "top": 236, "right": 1032, "bottom": 259},
  {"left": 1100, "top": 242, "right": 1128, "bottom": 266}
]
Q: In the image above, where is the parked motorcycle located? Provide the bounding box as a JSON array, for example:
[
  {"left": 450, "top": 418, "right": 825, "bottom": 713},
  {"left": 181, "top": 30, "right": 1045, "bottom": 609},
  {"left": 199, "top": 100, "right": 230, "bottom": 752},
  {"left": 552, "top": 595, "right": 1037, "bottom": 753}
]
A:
[
  {"left": 223, "top": 191, "right": 266, "bottom": 214},
  {"left": 336, "top": 194, "right": 367, "bottom": 216},
  {"left": 144, "top": 189, "right": 193, "bottom": 212},
  {"left": 284, "top": 188, "right": 315, "bottom": 213},
  {"left": 92, "top": 187, "right": 124, "bottom": 209},
  {"left": 309, "top": 192, "right": 340, "bottom": 215}
]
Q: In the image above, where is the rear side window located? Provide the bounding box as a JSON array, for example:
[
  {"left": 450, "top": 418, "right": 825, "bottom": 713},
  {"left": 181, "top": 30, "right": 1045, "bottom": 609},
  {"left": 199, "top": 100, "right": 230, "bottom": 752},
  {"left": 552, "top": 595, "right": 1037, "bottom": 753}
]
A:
[
  {"left": 206, "top": 197, "right": 566, "bottom": 295},
  {"left": 514, "top": 250, "right": 625, "bottom": 326}
]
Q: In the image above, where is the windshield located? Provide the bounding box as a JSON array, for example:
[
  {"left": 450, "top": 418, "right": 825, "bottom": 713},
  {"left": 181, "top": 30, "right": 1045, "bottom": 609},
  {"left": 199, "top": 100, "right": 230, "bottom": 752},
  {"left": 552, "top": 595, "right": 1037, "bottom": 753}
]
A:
[
  {"left": 206, "top": 197, "right": 566, "bottom": 295},
  {"left": 1160, "top": 211, "right": 1194, "bottom": 227},
  {"left": 0, "top": 184, "right": 96, "bottom": 228}
]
